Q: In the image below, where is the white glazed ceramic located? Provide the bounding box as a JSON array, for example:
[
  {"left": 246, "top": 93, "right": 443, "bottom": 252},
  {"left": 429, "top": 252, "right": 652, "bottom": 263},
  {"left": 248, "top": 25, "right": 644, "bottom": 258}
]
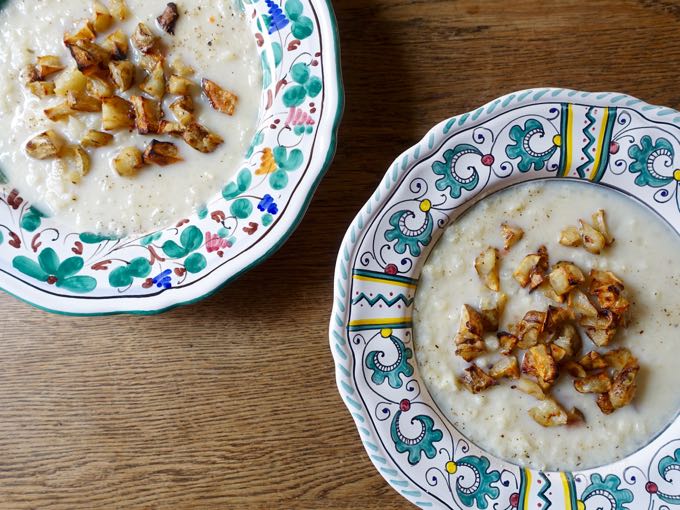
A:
[
  {"left": 330, "top": 88, "right": 680, "bottom": 510},
  {"left": 0, "top": 0, "right": 343, "bottom": 315}
]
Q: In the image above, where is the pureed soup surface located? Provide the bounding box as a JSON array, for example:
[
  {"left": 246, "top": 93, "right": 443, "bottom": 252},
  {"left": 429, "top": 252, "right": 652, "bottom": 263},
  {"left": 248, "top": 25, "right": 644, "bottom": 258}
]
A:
[
  {"left": 0, "top": 0, "right": 261, "bottom": 235},
  {"left": 413, "top": 180, "right": 680, "bottom": 471}
]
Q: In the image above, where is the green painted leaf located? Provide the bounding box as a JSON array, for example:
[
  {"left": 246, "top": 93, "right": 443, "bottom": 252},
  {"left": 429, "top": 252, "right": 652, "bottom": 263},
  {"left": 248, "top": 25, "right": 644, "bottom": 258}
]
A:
[
  {"left": 13, "top": 256, "right": 49, "bottom": 281},
  {"left": 162, "top": 240, "right": 187, "bottom": 258},
  {"left": 57, "top": 256, "right": 84, "bottom": 279},
  {"left": 270, "top": 169, "right": 289, "bottom": 190},
  {"left": 273, "top": 146, "right": 303, "bottom": 171},
  {"left": 246, "top": 132, "right": 264, "bottom": 158},
  {"left": 38, "top": 248, "right": 60, "bottom": 275},
  {"left": 197, "top": 204, "right": 208, "bottom": 219},
  {"left": 230, "top": 198, "right": 253, "bottom": 219},
  {"left": 57, "top": 275, "right": 97, "bottom": 293},
  {"left": 128, "top": 257, "right": 151, "bottom": 278},
  {"left": 272, "top": 42, "right": 283, "bottom": 67},
  {"left": 282, "top": 84, "right": 307, "bottom": 108},
  {"left": 262, "top": 213, "right": 274, "bottom": 227},
  {"left": 79, "top": 232, "right": 116, "bottom": 244},
  {"left": 217, "top": 227, "right": 229, "bottom": 238},
  {"left": 180, "top": 226, "right": 202, "bottom": 253},
  {"left": 285, "top": 0, "right": 303, "bottom": 20},
  {"left": 108, "top": 266, "right": 132, "bottom": 288},
  {"left": 306, "top": 76, "right": 322, "bottom": 98},
  {"left": 290, "top": 62, "right": 310, "bottom": 84},
  {"left": 184, "top": 253, "right": 207, "bottom": 274},
  {"left": 140, "top": 232, "right": 162, "bottom": 246},
  {"left": 20, "top": 207, "right": 45, "bottom": 232},
  {"left": 222, "top": 182, "right": 240, "bottom": 200},
  {"left": 237, "top": 168, "right": 252, "bottom": 192},
  {"left": 292, "top": 16, "right": 313, "bottom": 39}
]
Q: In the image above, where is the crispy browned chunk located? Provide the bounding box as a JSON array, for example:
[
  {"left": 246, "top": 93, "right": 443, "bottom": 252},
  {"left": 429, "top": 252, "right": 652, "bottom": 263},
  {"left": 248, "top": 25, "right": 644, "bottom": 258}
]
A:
[
  {"left": 544, "top": 305, "right": 573, "bottom": 334},
  {"left": 132, "top": 23, "right": 158, "bottom": 53},
  {"left": 23, "top": 65, "right": 39, "bottom": 84},
  {"left": 548, "top": 261, "right": 585, "bottom": 297},
  {"left": 64, "top": 22, "right": 96, "bottom": 45},
  {"left": 170, "top": 57, "right": 194, "bottom": 77},
  {"left": 540, "top": 281, "right": 566, "bottom": 303},
  {"left": 102, "top": 96, "right": 134, "bottom": 131},
  {"left": 603, "top": 348, "right": 637, "bottom": 372},
  {"left": 130, "top": 95, "right": 162, "bottom": 134},
  {"left": 181, "top": 122, "right": 224, "bottom": 153},
  {"left": 455, "top": 341, "right": 487, "bottom": 363},
  {"left": 157, "top": 2, "right": 179, "bottom": 34},
  {"left": 566, "top": 407, "right": 585, "bottom": 424},
  {"left": 25, "top": 130, "right": 64, "bottom": 159},
  {"left": 159, "top": 120, "right": 184, "bottom": 136},
  {"left": 589, "top": 270, "right": 629, "bottom": 317},
  {"left": 515, "top": 377, "right": 546, "bottom": 400},
  {"left": 110, "top": 0, "right": 128, "bottom": 21},
  {"left": 581, "top": 310, "right": 618, "bottom": 347},
  {"left": 579, "top": 351, "right": 608, "bottom": 371},
  {"left": 454, "top": 304, "right": 486, "bottom": 361},
  {"left": 592, "top": 209, "right": 614, "bottom": 246},
  {"left": 596, "top": 393, "right": 615, "bottom": 415},
  {"left": 563, "top": 361, "right": 587, "bottom": 378},
  {"left": 35, "top": 55, "right": 64, "bottom": 79},
  {"left": 579, "top": 219, "right": 606, "bottom": 254},
  {"left": 522, "top": 344, "right": 558, "bottom": 390},
  {"left": 559, "top": 226, "right": 582, "bottom": 247},
  {"left": 113, "top": 146, "right": 143, "bottom": 177},
  {"left": 140, "top": 61, "right": 165, "bottom": 100},
  {"left": 169, "top": 95, "right": 194, "bottom": 126},
  {"left": 142, "top": 140, "right": 182, "bottom": 166},
  {"left": 567, "top": 289, "right": 598, "bottom": 319},
  {"left": 43, "top": 102, "right": 74, "bottom": 121},
  {"left": 103, "top": 29, "right": 129, "bottom": 60},
  {"left": 86, "top": 75, "right": 115, "bottom": 99},
  {"left": 92, "top": 0, "right": 113, "bottom": 33},
  {"left": 497, "top": 331, "right": 519, "bottom": 356},
  {"left": 54, "top": 68, "right": 87, "bottom": 96},
  {"left": 552, "top": 323, "right": 581, "bottom": 359},
  {"left": 28, "top": 81, "right": 55, "bottom": 98},
  {"left": 66, "top": 91, "right": 102, "bottom": 112},
  {"left": 202, "top": 78, "right": 238, "bottom": 115},
  {"left": 501, "top": 222, "right": 523, "bottom": 250},
  {"left": 65, "top": 39, "right": 108, "bottom": 75},
  {"left": 459, "top": 364, "right": 497, "bottom": 394},
  {"left": 474, "top": 247, "right": 500, "bottom": 292},
  {"left": 516, "top": 310, "right": 546, "bottom": 349},
  {"left": 529, "top": 398, "right": 568, "bottom": 427},
  {"left": 608, "top": 363, "right": 639, "bottom": 409},
  {"left": 167, "top": 75, "right": 193, "bottom": 95},
  {"left": 549, "top": 343, "right": 568, "bottom": 363},
  {"left": 80, "top": 129, "right": 113, "bottom": 148},
  {"left": 479, "top": 295, "right": 506, "bottom": 332},
  {"left": 574, "top": 372, "right": 612, "bottom": 394},
  {"left": 109, "top": 60, "right": 135, "bottom": 91},
  {"left": 513, "top": 246, "right": 548, "bottom": 291},
  {"left": 61, "top": 145, "right": 91, "bottom": 184},
  {"left": 490, "top": 356, "right": 520, "bottom": 380}
]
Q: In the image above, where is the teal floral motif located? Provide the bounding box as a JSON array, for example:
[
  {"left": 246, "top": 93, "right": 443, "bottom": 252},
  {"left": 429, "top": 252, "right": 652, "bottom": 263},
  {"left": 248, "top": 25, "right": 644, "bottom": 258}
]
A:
[
  {"left": 108, "top": 257, "right": 151, "bottom": 288},
  {"left": 390, "top": 410, "right": 443, "bottom": 465},
  {"left": 269, "top": 146, "right": 304, "bottom": 190},
  {"left": 285, "top": 0, "right": 314, "bottom": 40},
  {"left": 581, "top": 474, "right": 633, "bottom": 510},
  {"left": 432, "top": 144, "right": 482, "bottom": 198},
  {"left": 384, "top": 208, "right": 433, "bottom": 257},
  {"left": 455, "top": 455, "right": 501, "bottom": 509},
  {"left": 283, "top": 62, "right": 321, "bottom": 108},
  {"left": 365, "top": 333, "right": 414, "bottom": 389},
  {"left": 505, "top": 119, "right": 558, "bottom": 172},
  {"left": 628, "top": 135, "right": 675, "bottom": 187},
  {"left": 657, "top": 448, "right": 680, "bottom": 505},
  {"left": 162, "top": 226, "right": 207, "bottom": 274},
  {"left": 140, "top": 232, "right": 162, "bottom": 246},
  {"left": 12, "top": 248, "right": 96, "bottom": 293},
  {"left": 20, "top": 206, "right": 45, "bottom": 232},
  {"left": 79, "top": 232, "right": 118, "bottom": 244},
  {"left": 222, "top": 168, "right": 252, "bottom": 200}
]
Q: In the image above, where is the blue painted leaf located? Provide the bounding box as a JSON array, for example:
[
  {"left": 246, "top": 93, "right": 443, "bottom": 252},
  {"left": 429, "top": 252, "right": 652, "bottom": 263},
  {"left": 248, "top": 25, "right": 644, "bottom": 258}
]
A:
[
  {"left": 162, "top": 240, "right": 187, "bottom": 258},
  {"left": 180, "top": 226, "right": 202, "bottom": 253},
  {"left": 290, "top": 62, "right": 310, "bottom": 84},
  {"left": 237, "top": 168, "right": 252, "bottom": 192},
  {"left": 13, "top": 256, "right": 49, "bottom": 281},
  {"left": 108, "top": 266, "right": 133, "bottom": 288},
  {"left": 273, "top": 146, "right": 303, "bottom": 171},
  {"left": 230, "top": 198, "right": 253, "bottom": 219},
  {"left": 285, "top": 0, "right": 303, "bottom": 20},
  {"left": 56, "top": 257, "right": 84, "bottom": 279},
  {"left": 282, "top": 84, "right": 306, "bottom": 107},
  {"left": 38, "top": 248, "right": 60, "bottom": 275},
  {"left": 128, "top": 257, "right": 151, "bottom": 278},
  {"left": 292, "top": 16, "right": 313, "bottom": 39},
  {"left": 57, "top": 275, "right": 97, "bottom": 293},
  {"left": 184, "top": 253, "right": 207, "bottom": 274},
  {"left": 305, "top": 76, "right": 322, "bottom": 98}
]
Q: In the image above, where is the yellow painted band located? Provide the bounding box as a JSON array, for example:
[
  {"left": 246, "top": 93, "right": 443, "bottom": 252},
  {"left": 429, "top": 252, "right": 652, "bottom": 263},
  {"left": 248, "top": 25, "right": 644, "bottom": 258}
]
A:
[
  {"left": 560, "top": 472, "right": 572, "bottom": 509},
  {"left": 564, "top": 104, "right": 573, "bottom": 175},
  {"left": 523, "top": 468, "right": 532, "bottom": 510},
  {"left": 590, "top": 108, "right": 609, "bottom": 181},
  {"left": 353, "top": 274, "right": 417, "bottom": 289},
  {"left": 348, "top": 317, "right": 413, "bottom": 327}
]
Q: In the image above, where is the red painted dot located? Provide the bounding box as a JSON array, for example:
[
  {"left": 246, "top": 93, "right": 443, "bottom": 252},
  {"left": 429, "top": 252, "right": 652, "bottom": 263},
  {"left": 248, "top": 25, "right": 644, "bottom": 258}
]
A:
[
  {"left": 610, "top": 141, "right": 620, "bottom": 154},
  {"left": 47, "top": 275, "right": 57, "bottom": 285},
  {"left": 399, "top": 399, "right": 410, "bottom": 412},
  {"left": 385, "top": 264, "right": 398, "bottom": 275},
  {"left": 481, "top": 154, "right": 494, "bottom": 166},
  {"left": 397, "top": 305, "right": 402, "bottom": 309},
  {"left": 270, "top": 124, "right": 276, "bottom": 129},
  {"left": 274, "top": 119, "right": 280, "bottom": 124},
  {"left": 646, "top": 482, "right": 658, "bottom": 494},
  {"left": 510, "top": 493, "right": 519, "bottom": 507}
]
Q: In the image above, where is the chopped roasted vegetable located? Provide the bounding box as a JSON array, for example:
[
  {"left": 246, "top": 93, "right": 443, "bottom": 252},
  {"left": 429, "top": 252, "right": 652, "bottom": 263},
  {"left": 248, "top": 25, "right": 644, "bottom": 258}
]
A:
[
  {"left": 80, "top": 129, "right": 113, "bottom": 148},
  {"left": 66, "top": 91, "right": 102, "bottom": 112},
  {"left": 559, "top": 226, "right": 581, "bottom": 247},
  {"left": 61, "top": 144, "right": 91, "bottom": 184},
  {"left": 564, "top": 361, "right": 587, "bottom": 379},
  {"left": 157, "top": 2, "right": 180, "bottom": 34},
  {"left": 142, "top": 139, "right": 181, "bottom": 166},
  {"left": 501, "top": 222, "right": 523, "bottom": 250},
  {"left": 603, "top": 348, "right": 637, "bottom": 372},
  {"left": 454, "top": 304, "right": 486, "bottom": 361},
  {"left": 44, "top": 102, "right": 74, "bottom": 121},
  {"left": 92, "top": 0, "right": 113, "bottom": 33},
  {"left": 130, "top": 95, "right": 162, "bottom": 134},
  {"left": 132, "top": 22, "right": 158, "bottom": 53},
  {"left": 86, "top": 76, "right": 115, "bottom": 99},
  {"left": 110, "top": 0, "right": 128, "bottom": 21},
  {"left": 592, "top": 209, "right": 614, "bottom": 246},
  {"left": 103, "top": 29, "right": 129, "bottom": 60},
  {"left": 579, "top": 351, "right": 609, "bottom": 371},
  {"left": 515, "top": 377, "right": 546, "bottom": 400},
  {"left": 513, "top": 246, "right": 548, "bottom": 291},
  {"left": 202, "top": 78, "right": 238, "bottom": 115},
  {"left": 109, "top": 60, "right": 135, "bottom": 91},
  {"left": 579, "top": 219, "right": 606, "bottom": 254},
  {"left": 516, "top": 310, "right": 546, "bottom": 349},
  {"left": 608, "top": 362, "right": 639, "bottom": 409},
  {"left": 167, "top": 74, "right": 193, "bottom": 95},
  {"left": 101, "top": 95, "right": 134, "bottom": 130},
  {"left": 112, "top": 146, "right": 143, "bottom": 176},
  {"left": 25, "top": 130, "right": 64, "bottom": 159},
  {"left": 65, "top": 39, "right": 108, "bottom": 75},
  {"left": 548, "top": 261, "right": 585, "bottom": 297},
  {"left": 170, "top": 57, "right": 194, "bottom": 77},
  {"left": 574, "top": 372, "right": 612, "bottom": 394},
  {"left": 497, "top": 331, "right": 519, "bottom": 356},
  {"left": 596, "top": 393, "right": 615, "bottom": 415},
  {"left": 181, "top": 122, "right": 224, "bottom": 153},
  {"left": 54, "top": 68, "right": 87, "bottom": 97},
  {"left": 35, "top": 55, "right": 64, "bottom": 79},
  {"left": 28, "top": 81, "right": 56, "bottom": 98},
  {"left": 552, "top": 323, "right": 581, "bottom": 359},
  {"left": 64, "top": 21, "right": 97, "bottom": 46},
  {"left": 159, "top": 120, "right": 184, "bottom": 136},
  {"left": 480, "top": 294, "right": 506, "bottom": 332},
  {"left": 169, "top": 95, "right": 194, "bottom": 126},
  {"left": 521, "top": 344, "right": 558, "bottom": 390},
  {"left": 474, "top": 246, "right": 500, "bottom": 292},
  {"left": 490, "top": 356, "right": 520, "bottom": 380},
  {"left": 529, "top": 398, "right": 568, "bottom": 427},
  {"left": 140, "top": 61, "right": 165, "bottom": 100},
  {"left": 459, "top": 364, "right": 497, "bottom": 393},
  {"left": 581, "top": 310, "right": 618, "bottom": 347},
  {"left": 567, "top": 289, "right": 598, "bottom": 319}
]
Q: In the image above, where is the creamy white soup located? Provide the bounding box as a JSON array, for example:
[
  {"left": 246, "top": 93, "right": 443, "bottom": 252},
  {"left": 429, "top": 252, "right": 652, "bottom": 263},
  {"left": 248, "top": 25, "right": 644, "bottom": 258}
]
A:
[
  {"left": 0, "top": 0, "right": 261, "bottom": 234},
  {"left": 414, "top": 180, "right": 680, "bottom": 471}
]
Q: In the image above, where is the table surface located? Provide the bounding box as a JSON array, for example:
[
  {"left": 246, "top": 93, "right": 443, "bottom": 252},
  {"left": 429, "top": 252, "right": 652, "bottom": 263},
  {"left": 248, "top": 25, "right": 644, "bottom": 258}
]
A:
[{"left": 2, "top": 0, "right": 680, "bottom": 508}]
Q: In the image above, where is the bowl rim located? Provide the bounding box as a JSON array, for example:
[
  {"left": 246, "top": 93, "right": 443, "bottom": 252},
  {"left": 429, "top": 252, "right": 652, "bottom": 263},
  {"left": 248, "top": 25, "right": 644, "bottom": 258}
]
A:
[
  {"left": 329, "top": 87, "right": 680, "bottom": 509},
  {"left": 0, "top": 0, "right": 344, "bottom": 316}
]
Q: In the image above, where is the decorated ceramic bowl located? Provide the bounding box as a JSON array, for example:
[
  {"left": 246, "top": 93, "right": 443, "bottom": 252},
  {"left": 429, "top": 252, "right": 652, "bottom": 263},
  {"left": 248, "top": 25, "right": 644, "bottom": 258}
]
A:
[
  {"left": 0, "top": 0, "right": 342, "bottom": 315},
  {"left": 330, "top": 88, "right": 680, "bottom": 509}
]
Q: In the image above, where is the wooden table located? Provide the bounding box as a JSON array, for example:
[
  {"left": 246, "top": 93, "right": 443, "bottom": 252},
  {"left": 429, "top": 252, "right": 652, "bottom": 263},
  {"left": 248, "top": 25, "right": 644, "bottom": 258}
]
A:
[{"left": 1, "top": 0, "right": 679, "bottom": 508}]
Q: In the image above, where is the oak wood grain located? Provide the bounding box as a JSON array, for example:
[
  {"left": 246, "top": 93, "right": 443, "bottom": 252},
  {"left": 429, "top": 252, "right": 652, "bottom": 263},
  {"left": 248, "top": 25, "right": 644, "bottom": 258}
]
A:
[{"left": 1, "top": 0, "right": 680, "bottom": 508}]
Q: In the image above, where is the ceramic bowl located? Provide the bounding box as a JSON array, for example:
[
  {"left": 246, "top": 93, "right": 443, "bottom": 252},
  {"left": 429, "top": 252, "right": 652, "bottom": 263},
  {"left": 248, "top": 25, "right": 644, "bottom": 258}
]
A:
[
  {"left": 0, "top": 0, "right": 342, "bottom": 315},
  {"left": 330, "top": 88, "right": 680, "bottom": 509}
]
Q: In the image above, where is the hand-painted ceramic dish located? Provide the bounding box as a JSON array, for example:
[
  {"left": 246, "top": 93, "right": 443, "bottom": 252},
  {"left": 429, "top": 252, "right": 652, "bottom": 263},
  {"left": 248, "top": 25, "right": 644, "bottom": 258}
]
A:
[
  {"left": 0, "top": 0, "right": 342, "bottom": 315},
  {"left": 330, "top": 88, "right": 680, "bottom": 509}
]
